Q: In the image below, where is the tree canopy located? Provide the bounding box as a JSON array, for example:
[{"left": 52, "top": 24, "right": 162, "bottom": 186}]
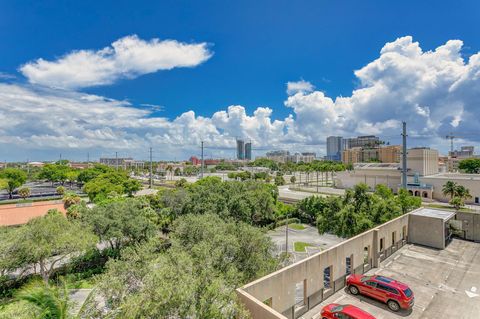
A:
[
  {"left": 0, "top": 168, "right": 27, "bottom": 199},
  {"left": 458, "top": 158, "right": 480, "bottom": 174},
  {"left": 86, "top": 214, "right": 277, "bottom": 318}
]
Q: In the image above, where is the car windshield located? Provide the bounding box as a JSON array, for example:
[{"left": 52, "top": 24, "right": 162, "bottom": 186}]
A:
[{"left": 403, "top": 288, "right": 413, "bottom": 297}]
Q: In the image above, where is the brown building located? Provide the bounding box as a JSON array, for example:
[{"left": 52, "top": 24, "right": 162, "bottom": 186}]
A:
[{"left": 378, "top": 145, "right": 401, "bottom": 163}]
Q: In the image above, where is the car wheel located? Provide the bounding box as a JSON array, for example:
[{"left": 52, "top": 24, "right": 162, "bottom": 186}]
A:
[
  {"left": 349, "top": 285, "right": 359, "bottom": 295},
  {"left": 387, "top": 300, "right": 400, "bottom": 312}
]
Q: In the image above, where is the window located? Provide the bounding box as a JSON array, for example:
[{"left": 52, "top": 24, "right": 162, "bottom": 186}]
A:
[
  {"left": 365, "top": 281, "right": 377, "bottom": 288},
  {"left": 363, "top": 246, "right": 370, "bottom": 265},
  {"left": 404, "top": 288, "right": 413, "bottom": 297},
  {"left": 380, "top": 237, "right": 385, "bottom": 251},
  {"left": 377, "top": 283, "right": 399, "bottom": 295},
  {"left": 476, "top": 197, "right": 479, "bottom": 204},
  {"left": 324, "top": 266, "right": 332, "bottom": 289},
  {"left": 346, "top": 255, "right": 352, "bottom": 275},
  {"left": 402, "top": 225, "right": 407, "bottom": 240},
  {"left": 392, "top": 231, "right": 396, "bottom": 245},
  {"left": 295, "top": 279, "right": 306, "bottom": 308}
]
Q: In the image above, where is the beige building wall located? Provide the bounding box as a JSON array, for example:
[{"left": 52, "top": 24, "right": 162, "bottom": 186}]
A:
[
  {"left": 342, "top": 147, "right": 362, "bottom": 164},
  {"left": 379, "top": 145, "right": 401, "bottom": 163},
  {"left": 420, "top": 173, "right": 480, "bottom": 204},
  {"left": 406, "top": 148, "right": 439, "bottom": 176},
  {"left": 408, "top": 215, "right": 445, "bottom": 249},
  {"left": 335, "top": 168, "right": 402, "bottom": 192}
]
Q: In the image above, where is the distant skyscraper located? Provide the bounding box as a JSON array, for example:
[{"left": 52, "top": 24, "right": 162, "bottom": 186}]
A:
[
  {"left": 326, "top": 136, "right": 343, "bottom": 161},
  {"left": 245, "top": 142, "right": 252, "bottom": 160},
  {"left": 236, "top": 139, "right": 245, "bottom": 160},
  {"left": 344, "top": 135, "right": 380, "bottom": 149}
]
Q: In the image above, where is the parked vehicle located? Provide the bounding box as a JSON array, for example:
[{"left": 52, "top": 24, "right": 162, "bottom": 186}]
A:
[
  {"left": 321, "top": 304, "right": 376, "bottom": 319},
  {"left": 346, "top": 274, "right": 414, "bottom": 312}
]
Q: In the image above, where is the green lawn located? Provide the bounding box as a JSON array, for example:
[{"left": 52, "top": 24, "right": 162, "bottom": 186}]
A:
[
  {"left": 294, "top": 241, "right": 315, "bottom": 252},
  {"left": 288, "top": 223, "right": 306, "bottom": 230}
]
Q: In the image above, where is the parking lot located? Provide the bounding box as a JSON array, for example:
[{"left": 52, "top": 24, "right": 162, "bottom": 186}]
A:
[
  {"left": 305, "top": 239, "right": 480, "bottom": 319},
  {"left": 268, "top": 224, "right": 344, "bottom": 263}
]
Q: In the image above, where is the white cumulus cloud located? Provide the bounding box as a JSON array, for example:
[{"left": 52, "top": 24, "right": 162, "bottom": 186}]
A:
[
  {"left": 286, "top": 79, "right": 315, "bottom": 95},
  {"left": 20, "top": 35, "right": 212, "bottom": 89},
  {"left": 2, "top": 35, "right": 480, "bottom": 160}
]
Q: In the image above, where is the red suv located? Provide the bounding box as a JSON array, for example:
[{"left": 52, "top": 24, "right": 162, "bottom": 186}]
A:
[
  {"left": 321, "top": 304, "right": 376, "bottom": 319},
  {"left": 346, "top": 274, "right": 414, "bottom": 312}
]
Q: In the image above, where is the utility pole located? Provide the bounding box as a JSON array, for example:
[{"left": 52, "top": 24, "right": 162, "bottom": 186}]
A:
[
  {"left": 201, "top": 141, "right": 204, "bottom": 179},
  {"left": 401, "top": 121, "right": 408, "bottom": 189},
  {"left": 59, "top": 153, "right": 62, "bottom": 161},
  {"left": 285, "top": 213, "right": 289, "bottom": 256},
  {"left": 149, "top": 147, "right": 153, "bottom": 189},
  {"left": 115, "top": 152, "right": 118, "bottom": 171},
  {"left": 87, "top": 152, "right": 90, "bottom": 163}
]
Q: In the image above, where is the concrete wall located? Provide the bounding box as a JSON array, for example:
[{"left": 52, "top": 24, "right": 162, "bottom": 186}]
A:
[
  {"left": 420, "top": 174, "right": 480, "bottom": 204},
  {"left": 238, "top": 211, "right": 414, "bottom": 319},
  {"left": 335, "top": 169, "right": 401, "bottom": 192},
  {"left": 454, "top": 212, "right": 480, "bottom": 242},
  {"left": 408, "top": 214, "right": 445, "bottom": 249}
]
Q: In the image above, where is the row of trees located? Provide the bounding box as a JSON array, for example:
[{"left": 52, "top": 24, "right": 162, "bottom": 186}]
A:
[{"left": 291, "top": 184, "right": 421, "bottom": 238}]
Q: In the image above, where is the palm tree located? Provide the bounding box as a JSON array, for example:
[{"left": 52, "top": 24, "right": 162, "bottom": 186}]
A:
[
  {"left": 17, "top": 282, "right": 69, "bottom": 319},
  {"left": 455, "top": 185, "right": 472, "bottom": 202},
  {"left": 442, "top": 181, "right": 457, "bottom": 200}
]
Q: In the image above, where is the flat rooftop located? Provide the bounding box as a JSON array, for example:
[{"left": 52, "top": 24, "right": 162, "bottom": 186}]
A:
[
  {"left": 423, "top": 173, "right": 480, "bottom": 181},
  {"left": 410, "top": 208, "right": 456, "bottom": 221},
  {"left": 304, "top": 239, "right": 480, "bottom": 319}
]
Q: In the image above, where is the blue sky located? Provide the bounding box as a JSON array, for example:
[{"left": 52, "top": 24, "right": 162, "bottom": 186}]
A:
[{"left": 1, "top": 1, "right": 480, "bottom": 161}]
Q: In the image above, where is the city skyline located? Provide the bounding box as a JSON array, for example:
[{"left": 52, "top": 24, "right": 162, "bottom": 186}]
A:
[{"left": 1, "top": 1, "right": 480, "bottom": 161}]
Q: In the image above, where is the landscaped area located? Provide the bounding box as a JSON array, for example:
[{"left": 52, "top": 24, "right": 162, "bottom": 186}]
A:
[{"left": 293, "top": 241, "right": 315, "bottom": 252}]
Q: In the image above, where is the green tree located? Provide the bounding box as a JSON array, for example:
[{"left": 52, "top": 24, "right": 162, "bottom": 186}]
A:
[
  {"left": 396, "top": 188, "right": 421, "bottom": 215},
  {"left": 290, "top": 175, "right": 296, "bottom": 184},
  {"left": 454, "top": 185, "right": 472, "bottom": 202},
  {"left": 16, "top": 281, "right": 70, "bottom": 319},
  {"left": 442, "top": 181, "right": 457, "bottom": 200},
  {"left": 56, "top": 186, "right": 65, "bottom": 195},
  {"left": 80, "top": 198, "right": 156, "bottom": 251},
  {"left": 62, "top": 192, "right": 81, "bottom": 209},
  {"left": 0, "top": 168, "right": 27, "bottom": 199},
  {"left": 458, "top": 158, "right": 480, "bottom": 174},
  {"left": 83, "top": 171, "right": 140, "bottom": 202},
  {"left": 274, "top": 175, "right": 285, "bottom": 186},
  {"left": 4, "top": 211, "right": 97, "bottom": 284},
  {"left": 88, "top": 214, "right": 275, "bottom": 318},
  {"left": 175, "top": 178, "right": 188, "bottom": 188},
  {"left": 18, "top": 187, "right": 31, "bottom": 200},
  {"left": 449, "top": 196, "right": 464, "bottom": 211}
]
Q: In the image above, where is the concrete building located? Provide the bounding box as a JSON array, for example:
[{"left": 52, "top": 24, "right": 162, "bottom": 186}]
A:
[
  {"left": 237, "top": 139, "right": 245, "bottom": 160},
  {"left": 408, "top": 208, "right": 455, "bottom": 249},
  {"left": 343, "top": 135, "right": 380, "bottom": 149},
  {"left": 326, "top": 136, "right": 342, "bottom": 161},
  {"left": 403, "top": 147, "right": 438, "bottom": 176},
  {"left": 449, "top": 146, "right": 474, "bottom": 157},
  {"left": 341, "top": 147, "right": 362, "bottom": 164},
  {"left": 286, "top": 153, "right": 316, "bottom": 164},
  {"left": 99, "top": 157, "right": 145, "bottom": 170},
  {"left": 237, "top": 207, "right": 480, "bottom": 319},
  {"left": 335, "top": 163, "right": 401, "bottom": 191},
  {"left": 420, "top": 173, "right": 480, "bottom": 204},
  {"left": 245, "top": 142, "right": 252, "bottom": 160},
  {"left": 378, "top": 145, "right": 401, "bottom": 163}
]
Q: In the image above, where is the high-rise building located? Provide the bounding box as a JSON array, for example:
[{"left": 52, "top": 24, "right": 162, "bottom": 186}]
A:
[
  {"left": 344, "top": 135, "right": 380, "bottom": 149},
  {"left": 326, "top": 136, "right": 343, "bottom": 161},
  {"left": 449, "top": 146, "right": 474, "bottom": 157},
  {"left": 404, "top": 147, "right": 439, "bottom": 176},
  {"left": 245, "top": 142, "right": 252, "bottom": 160},
  {"left": 236, "top": 139, "right": 245, "bottom": 160},
  {"left": 378, "top": 145, "right": 401, "bottom": 163}
]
